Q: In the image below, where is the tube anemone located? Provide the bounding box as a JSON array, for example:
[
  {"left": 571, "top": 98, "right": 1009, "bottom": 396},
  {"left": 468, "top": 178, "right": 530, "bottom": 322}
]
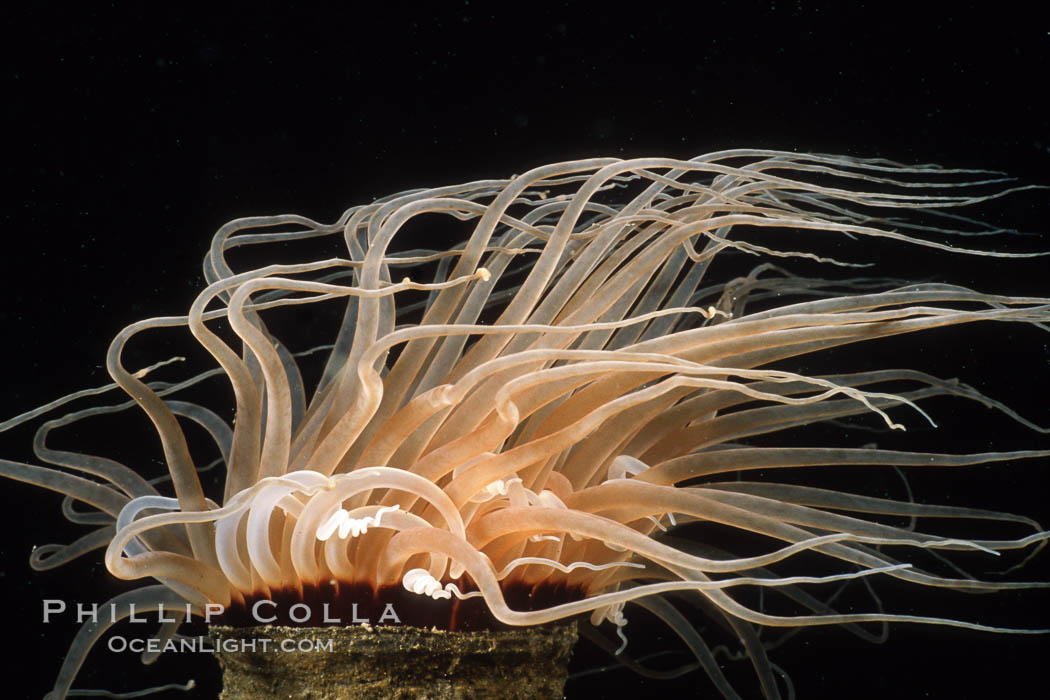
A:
[{"left": 1, "top": 151, "right": 1048, "bottom": 698}]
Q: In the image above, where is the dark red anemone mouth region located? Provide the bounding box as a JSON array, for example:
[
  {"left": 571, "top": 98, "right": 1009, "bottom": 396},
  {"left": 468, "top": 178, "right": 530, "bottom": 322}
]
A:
[{"left": 216, "top": 579, "right": 588, "bottom": 631}]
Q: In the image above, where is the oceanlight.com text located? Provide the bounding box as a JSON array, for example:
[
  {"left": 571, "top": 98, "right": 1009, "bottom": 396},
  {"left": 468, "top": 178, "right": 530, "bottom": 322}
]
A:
[{"left": 107, "top": 635, "right": 335, "bottom": 655}]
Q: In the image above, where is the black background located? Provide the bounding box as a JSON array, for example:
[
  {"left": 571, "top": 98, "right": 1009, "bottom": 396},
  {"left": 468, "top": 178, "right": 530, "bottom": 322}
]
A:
[{"left": 1, "top": 3, "right": 1048, "bottom": 698}]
